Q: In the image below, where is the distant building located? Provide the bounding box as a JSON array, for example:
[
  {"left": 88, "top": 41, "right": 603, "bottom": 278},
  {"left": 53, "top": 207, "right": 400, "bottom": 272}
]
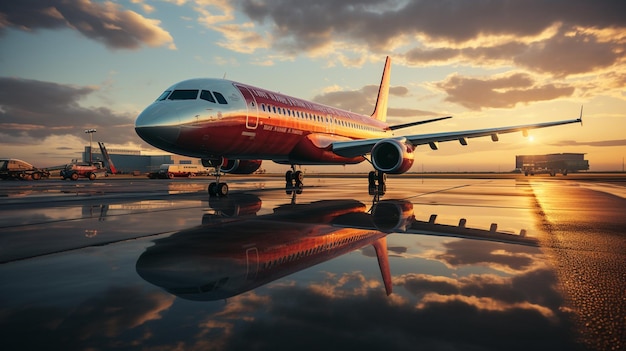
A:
[
  {"left": 516, "top": 153, "right": 589, "bottom": 176},
  {"left": 83, "top": 146, "right": 204, "bottom": 174}
]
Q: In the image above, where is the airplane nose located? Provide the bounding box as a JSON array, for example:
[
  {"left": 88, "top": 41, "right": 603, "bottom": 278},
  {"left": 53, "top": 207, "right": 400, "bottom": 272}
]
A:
[{"left": 135, "top": 104, "right": 181, "bottom": 150}]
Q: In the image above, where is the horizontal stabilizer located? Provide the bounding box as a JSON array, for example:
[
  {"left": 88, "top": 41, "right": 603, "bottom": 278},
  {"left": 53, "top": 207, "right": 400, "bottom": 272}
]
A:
[{"left": 389, "top": 116, "right": 452, "bottom": 130}]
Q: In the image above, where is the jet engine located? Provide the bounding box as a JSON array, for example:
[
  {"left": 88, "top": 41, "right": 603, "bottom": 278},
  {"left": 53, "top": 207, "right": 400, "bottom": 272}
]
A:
[
  {"left": 371, "top": 200, "right": 414, "bottom": 232},
  {"left": 371, "top": 138, "right": 414, "bottom": 174},
  {"left": 221, "top": 159, "right": 262, "bottom": 174}
]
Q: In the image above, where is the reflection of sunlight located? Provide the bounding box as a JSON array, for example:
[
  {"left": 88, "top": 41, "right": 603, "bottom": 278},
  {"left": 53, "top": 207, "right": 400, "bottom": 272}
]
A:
[{"left": 528, "top": 135, "right": 535, "bottom": 142}]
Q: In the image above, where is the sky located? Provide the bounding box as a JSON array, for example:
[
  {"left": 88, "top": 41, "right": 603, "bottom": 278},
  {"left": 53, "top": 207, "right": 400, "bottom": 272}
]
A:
[{"left": 1, "top": 0, "right": 625, "bottom": 172}]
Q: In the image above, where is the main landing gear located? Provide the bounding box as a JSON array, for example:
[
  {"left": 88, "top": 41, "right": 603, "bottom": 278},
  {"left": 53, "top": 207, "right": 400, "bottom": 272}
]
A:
[
  {"left": 208, "top": 164, "right": 228, "bottom": 197},
  {"left": 285, "top": 165, "right": 303, "bottom": 195},
  {"left": 368, "top": 170, "right": 386, "bottom": 197}
]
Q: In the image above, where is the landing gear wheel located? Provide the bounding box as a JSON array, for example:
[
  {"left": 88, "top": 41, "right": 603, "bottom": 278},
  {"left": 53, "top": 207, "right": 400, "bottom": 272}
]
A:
[
  {"left": 368, "top": 170, "right": 386, "bottom": 196},
  {"left": 368, "top": 171, "right": 377, "bottom": 187},
  {"left": 208, "top": 182, "right": 217, "bottom": 196},
  {"left": 294, "top": 170, "right": 304, "bottom": 184},
  {"left": 217, "top": 182, "right": 229, "bottom": 197},
  {"left": 208, "top": 182, "right": 228, "bottom": 197},
  {"left": 285, "top": 170, "right": 293, "bottom": 184}
]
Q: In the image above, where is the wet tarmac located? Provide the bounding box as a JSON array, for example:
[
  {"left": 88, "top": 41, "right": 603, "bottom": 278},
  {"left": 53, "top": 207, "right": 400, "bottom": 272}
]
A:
[{"left": 0, "top": 174, "right": 624, "bottom": 351}]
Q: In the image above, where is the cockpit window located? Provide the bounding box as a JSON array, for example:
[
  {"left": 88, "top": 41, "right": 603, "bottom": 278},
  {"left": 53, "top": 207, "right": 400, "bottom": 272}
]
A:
[
  {"left": 156, "top": 91, "right": 171, "bottom": 101},
  {"left": 168, "top": 90, "right": 199, "bottom": 100},
  {"left": 200, "top": 90, "right": 216, "bottom": 103},
  {"left": 213, "top": 91, "right": 228, "bottom": 104}
]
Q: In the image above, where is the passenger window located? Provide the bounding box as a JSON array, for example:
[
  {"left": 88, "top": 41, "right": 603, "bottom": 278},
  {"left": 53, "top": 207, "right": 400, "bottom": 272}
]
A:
[
  {"left": 200, "top": 90, "right": 216, "bottom": 103},
  {"left": 168, "top": 90, "right": 199, "bottom": 100},
  {"left": 156, "top": 91, "right": 171, "bottom": 101},
  {"left": 213, "top": 91, "right": 228, "bottom": 104}
]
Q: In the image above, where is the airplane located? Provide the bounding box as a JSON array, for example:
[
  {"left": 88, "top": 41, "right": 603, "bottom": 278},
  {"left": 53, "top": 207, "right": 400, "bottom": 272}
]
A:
[{"left": 135, "top": 57, "right": 582, "bottom": 197}]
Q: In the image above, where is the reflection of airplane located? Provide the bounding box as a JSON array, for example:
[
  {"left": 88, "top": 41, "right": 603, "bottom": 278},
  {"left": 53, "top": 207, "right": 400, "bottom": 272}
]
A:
[
  {"left": 135, "top": 56, "right": 582, "bottom": 196},
  {"left": 136, "top": 195, "right": 536, "bottom": 301}
]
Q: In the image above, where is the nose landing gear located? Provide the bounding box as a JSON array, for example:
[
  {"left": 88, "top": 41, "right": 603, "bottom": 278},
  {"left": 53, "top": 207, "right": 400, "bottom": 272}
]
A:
[{"left": 207, "top": 161, "right": 228, "bottom": 197}]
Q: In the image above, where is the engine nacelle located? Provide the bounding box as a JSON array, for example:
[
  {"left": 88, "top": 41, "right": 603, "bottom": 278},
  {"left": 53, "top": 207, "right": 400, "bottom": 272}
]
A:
[
  {"left": 371, "top": 200, "right": 414, "bottom": 232},
  {"left": 221, "top": 159, "right": 262, "bottom": 174},
  {"left": 371, "top": 138, "right": 415, "bottom": 174}
]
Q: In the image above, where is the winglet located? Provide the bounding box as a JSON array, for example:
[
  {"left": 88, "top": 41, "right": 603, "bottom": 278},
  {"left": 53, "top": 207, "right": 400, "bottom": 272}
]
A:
[
  {"left": 579, "top": 105, "right": 584, "bottom": 126},
  {"left": 371, "top": 56, "right": 391, "bottom": 122}
]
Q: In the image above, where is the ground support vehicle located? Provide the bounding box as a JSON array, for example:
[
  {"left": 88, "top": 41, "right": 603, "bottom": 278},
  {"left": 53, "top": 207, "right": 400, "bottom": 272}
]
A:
[{"left": 0, "top": 159, "right": 50, "bottom": 180}]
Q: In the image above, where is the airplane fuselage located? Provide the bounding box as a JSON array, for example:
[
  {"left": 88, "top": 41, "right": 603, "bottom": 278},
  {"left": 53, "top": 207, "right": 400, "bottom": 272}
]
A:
[{"left": 135, "top": 78, "right": 390, "bottom": 165}]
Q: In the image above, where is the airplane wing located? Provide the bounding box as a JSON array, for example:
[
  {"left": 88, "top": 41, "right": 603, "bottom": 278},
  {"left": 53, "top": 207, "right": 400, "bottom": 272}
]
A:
[{"left": 332, "top": 117, "right": 582, "bottom": 158}]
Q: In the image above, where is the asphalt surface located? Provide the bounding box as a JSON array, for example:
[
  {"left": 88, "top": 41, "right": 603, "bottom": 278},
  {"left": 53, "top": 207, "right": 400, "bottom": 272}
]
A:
[{"left": 0, "top": 174, "right": 624, "bottom": 350}]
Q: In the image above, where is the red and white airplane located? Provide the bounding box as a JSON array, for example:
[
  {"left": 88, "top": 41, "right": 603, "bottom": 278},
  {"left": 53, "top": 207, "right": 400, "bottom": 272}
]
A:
[{"left": 135, "top": 57, "right": 582, "bottom": 196}]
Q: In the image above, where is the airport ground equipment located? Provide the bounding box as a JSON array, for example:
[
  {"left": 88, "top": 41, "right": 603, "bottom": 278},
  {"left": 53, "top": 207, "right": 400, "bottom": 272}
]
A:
[
  {"left": 0, "top": 158, "right": 50, "bottom": 180},
  {"left": 147, "top": 164, "right": 208, "bottom": 179},
  {"left": 60, "top": 142, "right": 118, "bottom": 180}
]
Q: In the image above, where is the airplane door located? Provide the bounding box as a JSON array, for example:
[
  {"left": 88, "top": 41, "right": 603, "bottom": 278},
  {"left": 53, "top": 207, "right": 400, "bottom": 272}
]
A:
[
  {"left": 237, "top": 85, "right": 259, "bottom": 129},
  {"left": 245, "top": 247, "right": 259, "bottom": 281}
]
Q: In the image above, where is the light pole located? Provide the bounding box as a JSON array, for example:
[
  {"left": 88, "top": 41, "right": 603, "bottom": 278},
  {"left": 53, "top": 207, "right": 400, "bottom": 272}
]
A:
[{"left": 84, "top": 129, "right": 97, "bottom": 163}]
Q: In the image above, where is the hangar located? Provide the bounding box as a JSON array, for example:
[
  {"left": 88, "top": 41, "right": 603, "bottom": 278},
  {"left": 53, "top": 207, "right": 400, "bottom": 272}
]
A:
[{"left": 516, "top": 153, "right": 589, "bottom": 176}]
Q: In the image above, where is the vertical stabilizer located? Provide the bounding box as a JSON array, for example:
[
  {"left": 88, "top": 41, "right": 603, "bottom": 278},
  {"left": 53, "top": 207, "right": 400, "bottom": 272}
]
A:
[
  {"left": 370, "top": 56, "right": 391, "bottom": 122},
  {"left": 372, "top": 236, "right": 392, "bottom": 296}
]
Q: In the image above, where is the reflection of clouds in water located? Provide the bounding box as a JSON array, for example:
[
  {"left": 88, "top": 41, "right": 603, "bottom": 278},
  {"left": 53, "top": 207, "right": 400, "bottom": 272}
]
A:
[
  {"left": 308, "top": 271, "right": 385, "bottom": 299},
  {"left": 417, "top": 293, "right": 555, "bottom": 320},
  {"left": 2, "top": 286, "right": 174, "bottom": 350},
  {"left": 190, "top": 268, "right": 573, "bottom": 351},
  {"left": 421, "top": 239, "right": 547, "bottom": 274}
]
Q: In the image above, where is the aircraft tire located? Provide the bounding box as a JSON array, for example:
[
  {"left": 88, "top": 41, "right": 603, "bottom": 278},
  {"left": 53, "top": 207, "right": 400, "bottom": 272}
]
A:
[
  {"left": 294, "top": 170, "right": 304, "bottom": 184},
  {"left": 285, "top": 170, "right": 293, "bottom": 183},
  {"left": 208, "top": 182, "right": 217, "bottom": 196},
  {"left": 217, "top": 182, "right": 229, "bottom": 197},
  {"left": 368, "top": 171, "right": 377, "bottom": 187}
]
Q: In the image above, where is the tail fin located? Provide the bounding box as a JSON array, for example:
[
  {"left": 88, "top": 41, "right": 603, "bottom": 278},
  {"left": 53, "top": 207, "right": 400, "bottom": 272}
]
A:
[
  {"left": 372, "top": 237, "right": 392, "bottom": 296},
  {"left": 370, "top": 56, "right": 391, "bottom": 122}
]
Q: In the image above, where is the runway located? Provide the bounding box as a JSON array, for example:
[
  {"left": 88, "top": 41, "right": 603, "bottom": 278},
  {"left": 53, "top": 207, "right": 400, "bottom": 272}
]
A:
[{"left": 0, "top": 174, "right": 624, "bottom": 350}]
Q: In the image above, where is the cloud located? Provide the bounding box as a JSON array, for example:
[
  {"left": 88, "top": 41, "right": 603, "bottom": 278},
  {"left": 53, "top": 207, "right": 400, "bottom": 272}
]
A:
[
  {"left": 550, "top": 139, "right": 626, "bottom": 147},
  {"left": 0, "top": 77, "right": 138, "bottom": 145},
  {"left": 0, "top": 0, "right": 175, "bottom": 49},
  {"left": 236, "top": 0, "right": 626, "bottom": 50},
  {"left": 230, "top": 0, "right": 626, "bottom": 80},
  {"left": 514, "top": 28, "right": 626, "bottom": 77},
  {"left": 436, "top": 72, "right": 575, "bottom": 110}
]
